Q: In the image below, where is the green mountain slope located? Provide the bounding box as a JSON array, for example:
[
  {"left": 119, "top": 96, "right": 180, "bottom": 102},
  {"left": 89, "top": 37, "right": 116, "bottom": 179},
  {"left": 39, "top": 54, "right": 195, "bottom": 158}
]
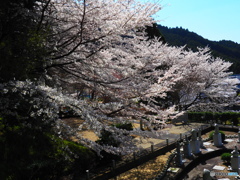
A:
[{"left": 157, "top": 25, "right": 240, "bottom": 74}]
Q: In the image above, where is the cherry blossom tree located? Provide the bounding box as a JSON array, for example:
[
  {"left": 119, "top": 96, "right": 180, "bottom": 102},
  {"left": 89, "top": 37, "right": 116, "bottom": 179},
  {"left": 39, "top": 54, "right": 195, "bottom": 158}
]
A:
[
  {"left": 153, "top": 47, "right": 240, "bottom": 111},
  {"left": 1, "top": 0, "right": 239, "bottom": 159}
]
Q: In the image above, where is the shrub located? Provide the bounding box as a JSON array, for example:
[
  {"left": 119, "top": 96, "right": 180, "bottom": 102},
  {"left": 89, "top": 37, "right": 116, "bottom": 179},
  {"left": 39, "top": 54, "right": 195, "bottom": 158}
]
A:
[
  {"left": 221, "top": 153, "right": 231, "bottom": 162},
  {"left": 209, "top": 131, "right": 225, "bottom": 142},
  {"left": 96, "top": 130, "right": 121, "bottom": 164},
  {"left": 96, "top": 129, "right": 120, "bottom": 147},
  {"left": 60, "top": 139, "right": 97, "bottom": 178},
  {"left": 0, "top": 122, "right": 96, "bottom": 180},
  {"left": 115, "top": 123, "right": 133, "bottom": 131}
]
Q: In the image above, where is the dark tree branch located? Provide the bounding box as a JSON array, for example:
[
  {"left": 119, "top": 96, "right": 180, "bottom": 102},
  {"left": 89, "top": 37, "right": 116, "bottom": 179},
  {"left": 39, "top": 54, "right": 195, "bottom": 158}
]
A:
[
  {"left": 56, "top": 66, "right": 129, "bottom": 85},
  {"left": 37, "top": 0, "right": 51, "bottom": 32}
]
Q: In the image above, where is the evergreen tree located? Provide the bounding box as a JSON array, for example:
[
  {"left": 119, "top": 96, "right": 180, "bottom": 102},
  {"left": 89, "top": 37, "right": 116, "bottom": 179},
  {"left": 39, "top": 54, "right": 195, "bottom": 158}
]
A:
[{"left": 0, "top": 0, "right": 47, "bottom": 82}]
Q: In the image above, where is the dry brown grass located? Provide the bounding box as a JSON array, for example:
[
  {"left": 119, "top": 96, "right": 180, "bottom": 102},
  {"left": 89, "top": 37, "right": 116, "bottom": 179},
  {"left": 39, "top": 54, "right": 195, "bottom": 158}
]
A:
[
  {"left": 111, "top": 152, "right": 171, "bottom": 180},
  {"left": 63, "top": 117, "right": 99, "bottom": 141}
]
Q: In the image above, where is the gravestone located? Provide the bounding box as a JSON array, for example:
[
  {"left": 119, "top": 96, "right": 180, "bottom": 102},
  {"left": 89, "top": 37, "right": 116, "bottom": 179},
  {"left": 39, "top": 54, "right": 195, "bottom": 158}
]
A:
[
  {"left": 231, "top": 146, "right": 240, "bottom": 173},
  {"left": 238, "top": 128, "right": 240, "bottom": 143},
  {"left": 209, "top": 120, "right": 213, "bottom": 126},
  {"left": 175, "top": 141, "right": 183, "bottom": 166},
  {"left": 203, "top": 169, "right": 212, "bottom": 180},
  {"left": 183, "top": 135, "right": 192, "bottom": 158},
  {"left": 190, "top": 129, "right": 200, "bottom": 154},
  {"left": 198, "top": 128, "right": 203, "bottom": 148},
  {"left": 213, "top": 123, "right": 222, "bottom": 147}
]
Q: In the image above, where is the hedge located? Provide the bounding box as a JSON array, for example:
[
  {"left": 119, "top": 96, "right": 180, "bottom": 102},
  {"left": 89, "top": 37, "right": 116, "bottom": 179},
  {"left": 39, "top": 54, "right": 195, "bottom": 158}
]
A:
[{"left": 188, "top": 111, "right": 240, "bottom": 125}]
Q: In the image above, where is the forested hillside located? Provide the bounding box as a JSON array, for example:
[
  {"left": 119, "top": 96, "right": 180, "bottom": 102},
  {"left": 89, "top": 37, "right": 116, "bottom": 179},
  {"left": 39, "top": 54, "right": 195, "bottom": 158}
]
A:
[{"left": 157, "top": 25, "right": 240, "bottom": 74}]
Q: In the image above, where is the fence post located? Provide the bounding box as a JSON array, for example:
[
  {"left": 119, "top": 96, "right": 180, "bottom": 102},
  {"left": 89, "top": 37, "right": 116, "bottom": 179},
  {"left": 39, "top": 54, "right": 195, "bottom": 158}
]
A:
[
  {"left": 180, "top": 133, "right": 182, "bottom": 140},
  {"left": 112, "top": 160, "right": 117, "bottom": 180},
  {"left": 166, "top": 138, "right": 169, "bottom": 146},
  {"left": 133, "top": 152, "right": 136, "bottom": 161},
  {"left": 140, "top": 119, "right": 143, "bottom": 130},
  {"left": 210, "top": 120, "right": 213, "bottom": 126},
  {"left": 86, "top": 170, "right": 90, "bottom": 180},
  {"left": 151, "top": 144, "right": 154, "bottom": 153}
]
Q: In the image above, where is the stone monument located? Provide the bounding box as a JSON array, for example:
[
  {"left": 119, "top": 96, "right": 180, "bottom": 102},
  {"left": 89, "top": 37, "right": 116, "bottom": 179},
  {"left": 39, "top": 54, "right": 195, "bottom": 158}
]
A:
[
  {"left": 231, "top": 146, "right": 240, "bottom": 173},
  {"left": 203, "top": 169, "right": 213, "bottom": 180},
  {"left": 175, "top": 141, "right": 183, "bottom": 166},
  {"left": 198, "top": 128, "right": 203, "bottom": 148},
  {"left": 190, "top": 129, "right": 201, "bottom": 154},
  {"left": 183, "top": 135, "right": 192, "bottom": 158},
  {"left": 238, "top": 128, "right": 240, "bottom": 143},
  {"left": 213, "top": 123, "right": 222, "bottom": 147}
]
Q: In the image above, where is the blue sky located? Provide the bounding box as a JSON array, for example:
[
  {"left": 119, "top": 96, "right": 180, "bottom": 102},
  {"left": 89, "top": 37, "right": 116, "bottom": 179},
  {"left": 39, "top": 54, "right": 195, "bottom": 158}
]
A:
[{"left": 147, "top": 0, "right": 240, "bottom": 43}]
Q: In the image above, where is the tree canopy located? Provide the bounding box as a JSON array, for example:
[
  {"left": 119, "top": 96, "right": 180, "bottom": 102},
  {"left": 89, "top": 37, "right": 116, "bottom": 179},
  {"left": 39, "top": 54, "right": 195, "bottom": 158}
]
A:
[
  {"left": 0, "top": 0, "right": 239, "bottom": 178},
  {"left": 157, "top": 25, "right": 240, "bottom": 74}
]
